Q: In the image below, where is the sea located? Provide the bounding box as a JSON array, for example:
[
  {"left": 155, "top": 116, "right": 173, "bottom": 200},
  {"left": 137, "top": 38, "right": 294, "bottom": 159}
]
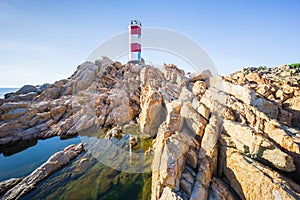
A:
[{"left": 0, "top": 88, "right": 19, "bottom": 99}]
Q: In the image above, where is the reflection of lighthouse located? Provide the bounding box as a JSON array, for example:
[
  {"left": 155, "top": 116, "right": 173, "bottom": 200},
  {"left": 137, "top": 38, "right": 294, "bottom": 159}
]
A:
[{"left": 128, "top": 20, "right": 142, "bottom": 62}]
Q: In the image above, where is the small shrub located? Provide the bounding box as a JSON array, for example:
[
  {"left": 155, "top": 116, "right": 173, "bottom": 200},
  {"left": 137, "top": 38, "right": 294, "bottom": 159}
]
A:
[
  {"left": 290, "top": 63, "right": 300, "bottom": 71},
  {"left": 258, "top": 66, "right": 267, "bottom": 70}
]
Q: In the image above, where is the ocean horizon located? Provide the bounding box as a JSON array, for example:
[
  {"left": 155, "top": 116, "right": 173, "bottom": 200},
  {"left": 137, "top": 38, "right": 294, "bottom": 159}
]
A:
[{"left": 0, "top": 88, "right": 19, "bottom": 99}]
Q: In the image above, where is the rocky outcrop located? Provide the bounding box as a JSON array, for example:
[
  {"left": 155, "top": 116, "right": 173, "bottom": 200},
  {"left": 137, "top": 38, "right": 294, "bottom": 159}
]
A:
[
  {"left": 219, "top": 141, "right": 300, "bottom": 200},
  {"left": 1, "top": 59, "right": 300, "bottom": 200},
  {"left": 0, "top": 57, "right": 142, "bottom": 146},
  {"left": 150, "top": 65, "right": 300, "bottom": 200},
  {"left": 1, "top": 143, "right": 84, "bottom": 200}
]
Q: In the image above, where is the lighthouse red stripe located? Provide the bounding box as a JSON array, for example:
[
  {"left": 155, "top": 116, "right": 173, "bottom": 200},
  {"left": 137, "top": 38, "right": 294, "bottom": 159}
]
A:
[
  {"left": 130, "top": 26, "right": 141, "bottom": 34},
  {"left": 131, "top": 43, "right": 141, "bottom": 52}
]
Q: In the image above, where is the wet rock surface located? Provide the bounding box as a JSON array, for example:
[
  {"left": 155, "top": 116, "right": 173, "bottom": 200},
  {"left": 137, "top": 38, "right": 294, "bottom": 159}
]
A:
[{"left": 0, "top": 178, "right": 22, "bottom": 195}]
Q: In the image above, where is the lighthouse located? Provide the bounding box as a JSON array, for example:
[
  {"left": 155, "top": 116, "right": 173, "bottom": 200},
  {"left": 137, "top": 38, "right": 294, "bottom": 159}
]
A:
[{"left": 128, "top": 20, "right": 142, "bottom": 62}]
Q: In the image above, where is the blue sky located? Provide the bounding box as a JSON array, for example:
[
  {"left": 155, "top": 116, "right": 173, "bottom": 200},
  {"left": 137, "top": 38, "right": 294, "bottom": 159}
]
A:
[{"left": 0, "top": 0, "right": 299, "bottom": 87}]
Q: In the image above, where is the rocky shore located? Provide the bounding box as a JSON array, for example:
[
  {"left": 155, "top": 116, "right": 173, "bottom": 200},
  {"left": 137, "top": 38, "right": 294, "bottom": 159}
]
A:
[{"left": 0, "top": 57, "right": 300, "bottom": 199}]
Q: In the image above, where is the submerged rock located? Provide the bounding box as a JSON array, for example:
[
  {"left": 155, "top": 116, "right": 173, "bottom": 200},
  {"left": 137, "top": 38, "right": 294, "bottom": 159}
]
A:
[
  {"left": 105, "top": 126, "right": 122, "bottom": 139},
  {"left": 1, "top": 143, "right": 84, "bottom": 200},
  {"left": 0, "top": 178, "right": 22, "bottom": 195}
]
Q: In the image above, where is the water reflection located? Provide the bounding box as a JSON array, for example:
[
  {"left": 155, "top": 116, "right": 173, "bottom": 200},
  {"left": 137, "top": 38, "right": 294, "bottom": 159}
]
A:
[
  {"left": 0, "top": 124, "right": 153, "bottom": 199},
  {"left": 0, "top": 136, "right": 80, "bottom": 181},
  {"left": 0, "top": 139, "right": 38, "bottom": 157},
  {"left": 23, "top": 151, "right": 152, "bottom": 200}
]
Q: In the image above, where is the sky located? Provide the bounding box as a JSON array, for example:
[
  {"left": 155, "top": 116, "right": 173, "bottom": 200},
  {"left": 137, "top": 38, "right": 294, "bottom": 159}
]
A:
[{"left": 0, "top": 0, "right": 299, "bottom": 87}]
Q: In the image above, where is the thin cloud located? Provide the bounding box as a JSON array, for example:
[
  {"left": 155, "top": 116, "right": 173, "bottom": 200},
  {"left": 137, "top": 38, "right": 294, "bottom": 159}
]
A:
[
  {"left": 0, "top": 41, "right": 55, "bottom": 56},
  {"left": 10, "top": 70, "right": 41, "bottom": 77}
]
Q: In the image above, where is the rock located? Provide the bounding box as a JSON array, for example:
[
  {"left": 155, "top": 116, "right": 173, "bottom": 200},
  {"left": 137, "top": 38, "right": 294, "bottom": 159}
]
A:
[
  {"left": 38, "top": 87, "right": 61, "bottom": 100},
  {"left": 151, "top": 123, "right": 193, "bottom": 200},
  {"left": 130, "top": 135, "right": 138, "bottom": 148},
  {"left": 245, "top": 72, "right": 265, "bottom": 84},
  {"left": 57, "top": 117, "right": 74, "bottom": 135},
  {"left": 15, "top": 85, "right": 37, "bottom": 95},
  {"left": 160, "top": 83, "right": 181, "bottom": 101},
  {"left": 0, "top": 178, "right": 22, "bottom": 194},
  {"left": 1, "top": 108, "right": 27, "bottom": 120},
  {"left": 95, "top": 56, "right": 113, "bottom": 67},
  {"left": 140, "top": 86, "right": 166, "bottom": 137},
  {"left": 196, "top": 114, "right": 222, "bottom": 191},
  {"left": 108, "top": 105, "right": 135, "bottom": 126},
  {"left": 37, "top": 83, "right": 50, "bottom": 93},
  {"left": 188, "top": 69, "right": 212, "bottom": 82},
  {"left": 0, "top": 136, "right": 15, "bottom": 145},
  {"left": 160, "top": 187, "right": 183, "bottom": 200},
  {"left": 37, "top": 112, "right": 51, "bottom": 124},
  {"left": 74, "top": 115, "right": 95, "bottom": 132},
  {"left": 162, "top": 63, "right": 185, "bottom": 86},
  {"left": 105, "top": 126, "right": 122, "bottom": 139},
  {"left": 220, "top": 144, "right": 300, "bottom": 200},
  {"left": 165, "top": 100, "right": 183, "bottom": 132},
  {"left": 10, "top": 92, "right": 37, "bottom": 101},
  {"left": 222, "top": 81, "right": 280, "bottom": 120},
  {"left": 263, "top": 121, "right": 300, "bottom": 154},
  {"left": 73, "top": 63, "right": 96, "bottom": 92},
  {"left": 140, "top": 66, "right": 165, "bottom": 88},
  {"left": 0, "top": 102, "right": 30, "bottom": 112},
  {"left": 180, "top": 102, "right": 207, "bottom": 136},
  {"left": 190, "top": 181, "right": 207, "bottom": 200},
  {"left": 275, "top": 89, "right": 285, "bottom": 100},
  {"left": 283, "top": 97, "right": 300, "bottom": 128},
  {"left": 33, "top": 101, "right": 50, "bottom": 113},
  {"left": 192, "top": 81, "right": 206, "bottom": 96},
  {"left": 180, "top": 177, "right": 192, "bottom": 196},
  {"left": 159, "top": 134, "right": 189, "bottom": 187},
  {"left": 281, "top": 70, "right": 291, "bottom": 77},
  {"left": 181, "top": 171, "right": 194, "bottom": 185},
  {"left": 199, "top": 115, "right": 222, "bottom": 160},
  {"left": 208, "top": 178, "right": 236, "bottom": 200},
  {"left": 223, "top": 120, "right": 296, "bottom": 172},
  {"left": 50, "top": 105, "right": 67, "bottom": 122},
  {"left": 190, "top": 157, "right": 212, "bottom": 200},
  {"left": 4, "top": 92, "right": 14, "bottom": 99},
  {"left": 1, "top": 60, "right": 300, "bottom": 200},
  {"left": 191, "top": 100, "right": 210, "bottom": 120},
  {"left": 186, "top": 149, "right": 198, "bottom": 169},
  {"left": 113, "top": 61, "right": 122, "bottom": 69},
  {"left": 2, "top": 143, "right": 84, "bottom": 200},
  {"left": 179, "top": 86, "right": 194, "bottom": 101}
]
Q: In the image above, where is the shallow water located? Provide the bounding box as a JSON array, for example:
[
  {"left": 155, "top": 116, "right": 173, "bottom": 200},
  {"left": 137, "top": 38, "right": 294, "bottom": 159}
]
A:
[
  {"left": 0, "top": 136, "right": 81, "bottom": 181},
  {"left": 23, "top": 151, "right": 151, "bottom": 200},
  {"left": 0, "top": 125, "right": 152, "bottom": 200}
]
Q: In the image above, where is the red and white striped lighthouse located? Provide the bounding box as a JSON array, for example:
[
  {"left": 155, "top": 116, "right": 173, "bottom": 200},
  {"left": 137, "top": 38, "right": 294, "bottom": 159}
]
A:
[{"left": 128, "top": 20, "right": 142, "bottom": 62}]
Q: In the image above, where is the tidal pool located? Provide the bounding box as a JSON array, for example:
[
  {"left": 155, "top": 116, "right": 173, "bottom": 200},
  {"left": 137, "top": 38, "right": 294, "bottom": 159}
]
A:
[
  {"left": 0, "top": 136, "right": 81, "bottom": 181},
  {"left": 0, "top": 124, "right": 152, "bottom": 200}
]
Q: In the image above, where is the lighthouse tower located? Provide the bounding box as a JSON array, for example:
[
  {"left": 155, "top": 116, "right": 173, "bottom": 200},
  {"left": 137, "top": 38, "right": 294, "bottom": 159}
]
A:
[{"left": 128, "top": 20, "right": 142, "bottom": 62}]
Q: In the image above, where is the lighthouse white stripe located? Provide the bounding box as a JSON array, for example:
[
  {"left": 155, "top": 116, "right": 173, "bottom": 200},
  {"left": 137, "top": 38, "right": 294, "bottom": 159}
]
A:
[
  {"left": 130, "top": 34, "right": 141, "bottom": 44},
  {"left": 130, "top": 52, "right": 139, "bottom": 61}
]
